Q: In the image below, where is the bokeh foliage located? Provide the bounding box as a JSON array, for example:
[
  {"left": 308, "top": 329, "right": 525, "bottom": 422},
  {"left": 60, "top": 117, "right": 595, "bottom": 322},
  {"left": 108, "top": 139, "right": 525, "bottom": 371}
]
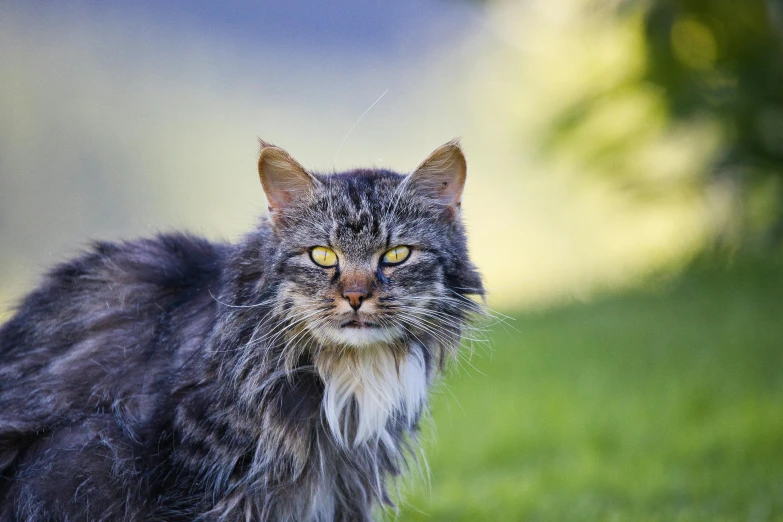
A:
[{"left": 540, "top": 0, "right": 783, "bottom": 249}]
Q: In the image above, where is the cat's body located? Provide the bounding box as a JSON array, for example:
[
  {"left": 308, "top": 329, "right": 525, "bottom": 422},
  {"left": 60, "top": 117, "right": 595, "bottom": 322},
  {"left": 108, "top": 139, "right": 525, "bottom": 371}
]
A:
[{"left": 0, "top": 141, "right": 483, "bottom": 521}]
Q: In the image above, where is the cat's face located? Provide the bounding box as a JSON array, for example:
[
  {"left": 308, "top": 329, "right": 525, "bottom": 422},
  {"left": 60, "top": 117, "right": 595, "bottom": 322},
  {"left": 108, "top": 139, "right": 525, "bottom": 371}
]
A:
[{"left": 259, "top": 142, "right": 483, "bottom": 352}]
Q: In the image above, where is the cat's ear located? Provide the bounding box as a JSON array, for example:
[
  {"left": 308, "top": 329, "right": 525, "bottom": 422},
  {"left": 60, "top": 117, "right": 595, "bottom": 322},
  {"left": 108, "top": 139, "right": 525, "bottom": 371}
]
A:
[
  {"left": 409, "top": 139, "right": 467, "bottom": 211},
  {"left": 258, "top": 140, "right": 319, "bottom": 213}
]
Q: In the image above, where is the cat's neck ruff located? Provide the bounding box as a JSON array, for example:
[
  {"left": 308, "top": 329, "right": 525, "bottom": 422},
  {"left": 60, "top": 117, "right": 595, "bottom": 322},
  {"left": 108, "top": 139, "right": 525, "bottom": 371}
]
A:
[{"left": 313, "top": 343, "right": 429, "bottom": 447}]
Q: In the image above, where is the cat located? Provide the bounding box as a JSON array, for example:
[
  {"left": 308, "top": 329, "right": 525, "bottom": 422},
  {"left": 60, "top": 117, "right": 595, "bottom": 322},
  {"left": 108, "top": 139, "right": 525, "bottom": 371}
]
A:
[{"left": 0, "top": 139, "right": 484, "bottom": 521}]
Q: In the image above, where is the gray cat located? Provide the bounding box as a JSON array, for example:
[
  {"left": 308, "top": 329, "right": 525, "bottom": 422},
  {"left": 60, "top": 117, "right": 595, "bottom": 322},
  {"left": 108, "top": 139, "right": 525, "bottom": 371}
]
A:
[{"left": 0, "top": 140, "right": 484, "bottom": 521}]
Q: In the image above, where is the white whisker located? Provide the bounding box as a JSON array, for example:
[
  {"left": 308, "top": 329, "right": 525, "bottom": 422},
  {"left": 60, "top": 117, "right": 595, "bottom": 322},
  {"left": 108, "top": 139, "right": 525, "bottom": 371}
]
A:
[{"left": 333, "top": 89, "right": 389, "bottom": 166}]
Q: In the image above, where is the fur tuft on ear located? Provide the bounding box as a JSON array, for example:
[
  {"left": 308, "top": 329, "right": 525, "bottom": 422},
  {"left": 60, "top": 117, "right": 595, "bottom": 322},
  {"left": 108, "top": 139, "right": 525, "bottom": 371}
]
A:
[
  {"left": 409, "top": 139, "right": 467, "bottom": 210},
  {"left": 257, "top": 138, "right": 277, "bottom": 152},
  {"left": 257, "top": 140, "right": 318, "bottom": 213}
]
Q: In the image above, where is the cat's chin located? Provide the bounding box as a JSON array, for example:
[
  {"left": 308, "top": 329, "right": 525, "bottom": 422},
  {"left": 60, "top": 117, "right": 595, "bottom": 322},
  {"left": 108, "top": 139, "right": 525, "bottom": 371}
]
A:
[{"left": 317, "top": 324, "right": 403, "bottom": 348}]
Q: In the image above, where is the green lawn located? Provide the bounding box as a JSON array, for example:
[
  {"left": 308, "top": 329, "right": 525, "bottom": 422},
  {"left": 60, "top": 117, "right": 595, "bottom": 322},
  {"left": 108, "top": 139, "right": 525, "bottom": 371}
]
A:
[{"left": 397, "top": 258, "right": 783, "bottom": 521}]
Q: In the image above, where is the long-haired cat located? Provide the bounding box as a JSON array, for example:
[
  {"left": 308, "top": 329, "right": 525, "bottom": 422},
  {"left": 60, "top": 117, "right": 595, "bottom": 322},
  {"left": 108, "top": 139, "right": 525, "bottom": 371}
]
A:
[{"left": 0, "top": 139, "right": 484, "bottom": 521}]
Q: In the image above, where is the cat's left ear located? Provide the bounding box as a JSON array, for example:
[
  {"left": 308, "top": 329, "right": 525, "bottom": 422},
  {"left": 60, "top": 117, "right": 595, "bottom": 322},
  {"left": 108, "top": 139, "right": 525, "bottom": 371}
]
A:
[
  {"left": 258, "top": 140, "right": 320, "bottom": 214},
  {"left": 409, "top": 139, "right": 467, "bottom": 213}
]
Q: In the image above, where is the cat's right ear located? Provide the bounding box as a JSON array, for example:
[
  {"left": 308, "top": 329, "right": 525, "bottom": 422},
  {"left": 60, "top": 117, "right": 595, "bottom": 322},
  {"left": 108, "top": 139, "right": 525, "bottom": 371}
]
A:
[
  {"left": 257, "top": 140, "right": 319, "bottom": 215},
  {"left": 408, "top": 139, "right": 467, "bottom": 215}
]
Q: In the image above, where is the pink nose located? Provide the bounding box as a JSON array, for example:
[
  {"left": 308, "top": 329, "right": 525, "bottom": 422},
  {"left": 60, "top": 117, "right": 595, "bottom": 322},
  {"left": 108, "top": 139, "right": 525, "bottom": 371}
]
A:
[{"left": 343, "top": 290, "right": 368, "bottom": 311}]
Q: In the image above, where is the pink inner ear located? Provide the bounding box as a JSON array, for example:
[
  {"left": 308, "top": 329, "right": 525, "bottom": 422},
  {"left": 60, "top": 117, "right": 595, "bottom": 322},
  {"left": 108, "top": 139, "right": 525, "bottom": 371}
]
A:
[
  {"left": 410, "top": 142, "right": 467, "bottom": 207},
  {"left": 258, "top": 147, "right": 315, "bottom": 211}
]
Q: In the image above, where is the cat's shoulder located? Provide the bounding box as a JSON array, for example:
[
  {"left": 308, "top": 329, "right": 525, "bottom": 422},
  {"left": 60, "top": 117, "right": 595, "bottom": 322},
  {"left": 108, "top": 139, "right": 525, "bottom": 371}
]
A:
[
  {"left": 45, "top": 232, "right": 227, "bottom": 290},
  {"left": 2, "top": 233, "right": 227, "bottom": 328}
]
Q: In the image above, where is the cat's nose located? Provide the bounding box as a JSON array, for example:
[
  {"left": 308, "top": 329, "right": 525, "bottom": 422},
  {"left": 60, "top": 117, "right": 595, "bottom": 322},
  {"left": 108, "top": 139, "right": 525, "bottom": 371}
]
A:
[{"left": 343, "top": 290, "right": 369, "bottom": 311}]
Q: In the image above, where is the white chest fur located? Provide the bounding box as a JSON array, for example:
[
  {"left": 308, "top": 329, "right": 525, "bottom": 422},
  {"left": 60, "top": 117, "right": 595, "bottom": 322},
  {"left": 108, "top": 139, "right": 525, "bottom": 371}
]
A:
[{"left": 314, "top": 345, "right": 429, "bottom": 447}]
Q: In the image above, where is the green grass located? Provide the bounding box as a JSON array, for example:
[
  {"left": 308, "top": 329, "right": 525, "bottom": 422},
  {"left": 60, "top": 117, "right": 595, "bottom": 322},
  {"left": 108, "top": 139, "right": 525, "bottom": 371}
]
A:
[{"left": 397, "top": 258, "right": 783, "bottom": 521}]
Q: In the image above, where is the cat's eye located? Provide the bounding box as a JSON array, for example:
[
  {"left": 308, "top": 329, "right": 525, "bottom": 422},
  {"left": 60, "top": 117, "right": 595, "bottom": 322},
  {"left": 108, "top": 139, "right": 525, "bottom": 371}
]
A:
[
  {"left": 381, "top": 246, "right": 411, "bottom": 266},
  {"left": 310, "top": 246, "right": 338, "bottom": 268}
]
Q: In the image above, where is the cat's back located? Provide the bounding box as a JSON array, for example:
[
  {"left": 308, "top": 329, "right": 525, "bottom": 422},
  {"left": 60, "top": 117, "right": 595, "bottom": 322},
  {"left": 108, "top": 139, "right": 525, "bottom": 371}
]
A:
[
  {"left": 0, "top": 233, "right": 231, "bottom": 519},
  {"left": 0, "top": 232, "right": 225, "bottom": 426}
]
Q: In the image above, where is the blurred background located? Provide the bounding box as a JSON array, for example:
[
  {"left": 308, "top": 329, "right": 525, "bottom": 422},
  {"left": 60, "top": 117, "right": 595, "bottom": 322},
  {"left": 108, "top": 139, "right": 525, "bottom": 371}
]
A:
[{"left": 1, "top": 0, "right": 782, "bottom": 519}]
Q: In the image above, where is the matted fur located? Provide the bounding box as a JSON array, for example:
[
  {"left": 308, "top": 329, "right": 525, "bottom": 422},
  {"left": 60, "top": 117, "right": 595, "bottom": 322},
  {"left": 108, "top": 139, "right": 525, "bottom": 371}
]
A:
[{"left": 0, "top": 142, "right": 484, "bottom": 521}]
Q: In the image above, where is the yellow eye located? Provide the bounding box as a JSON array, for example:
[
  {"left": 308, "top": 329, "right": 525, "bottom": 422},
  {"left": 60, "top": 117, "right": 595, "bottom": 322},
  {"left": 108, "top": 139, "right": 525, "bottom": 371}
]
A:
[
  {"left": 310, "top": 246, "right": 338, "bottom": 267},
  {"left": 382, "top": 246, "right": 411, "bottom": 265}
]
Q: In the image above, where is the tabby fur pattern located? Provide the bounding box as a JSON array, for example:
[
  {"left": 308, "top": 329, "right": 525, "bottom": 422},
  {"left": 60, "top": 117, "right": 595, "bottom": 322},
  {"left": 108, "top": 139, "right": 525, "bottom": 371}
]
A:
[{"left": 0, "top": 140, "right": 484, "bottom": 521}]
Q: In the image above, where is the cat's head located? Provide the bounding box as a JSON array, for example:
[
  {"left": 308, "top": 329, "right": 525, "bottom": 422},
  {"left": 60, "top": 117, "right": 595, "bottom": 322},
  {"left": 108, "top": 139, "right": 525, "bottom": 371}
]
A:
[{"left": 257, "top": 140, "right": 484, "bottom": 360}]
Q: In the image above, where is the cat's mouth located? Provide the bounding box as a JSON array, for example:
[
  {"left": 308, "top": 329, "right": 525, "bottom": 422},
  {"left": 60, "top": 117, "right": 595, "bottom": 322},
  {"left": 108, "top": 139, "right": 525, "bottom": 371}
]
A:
[
  {"left": 318, "top": 315, "right": 401, "bottom": 347},
  {"left": 340, "top": 319, "right": 380, "bottom": 329}
]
